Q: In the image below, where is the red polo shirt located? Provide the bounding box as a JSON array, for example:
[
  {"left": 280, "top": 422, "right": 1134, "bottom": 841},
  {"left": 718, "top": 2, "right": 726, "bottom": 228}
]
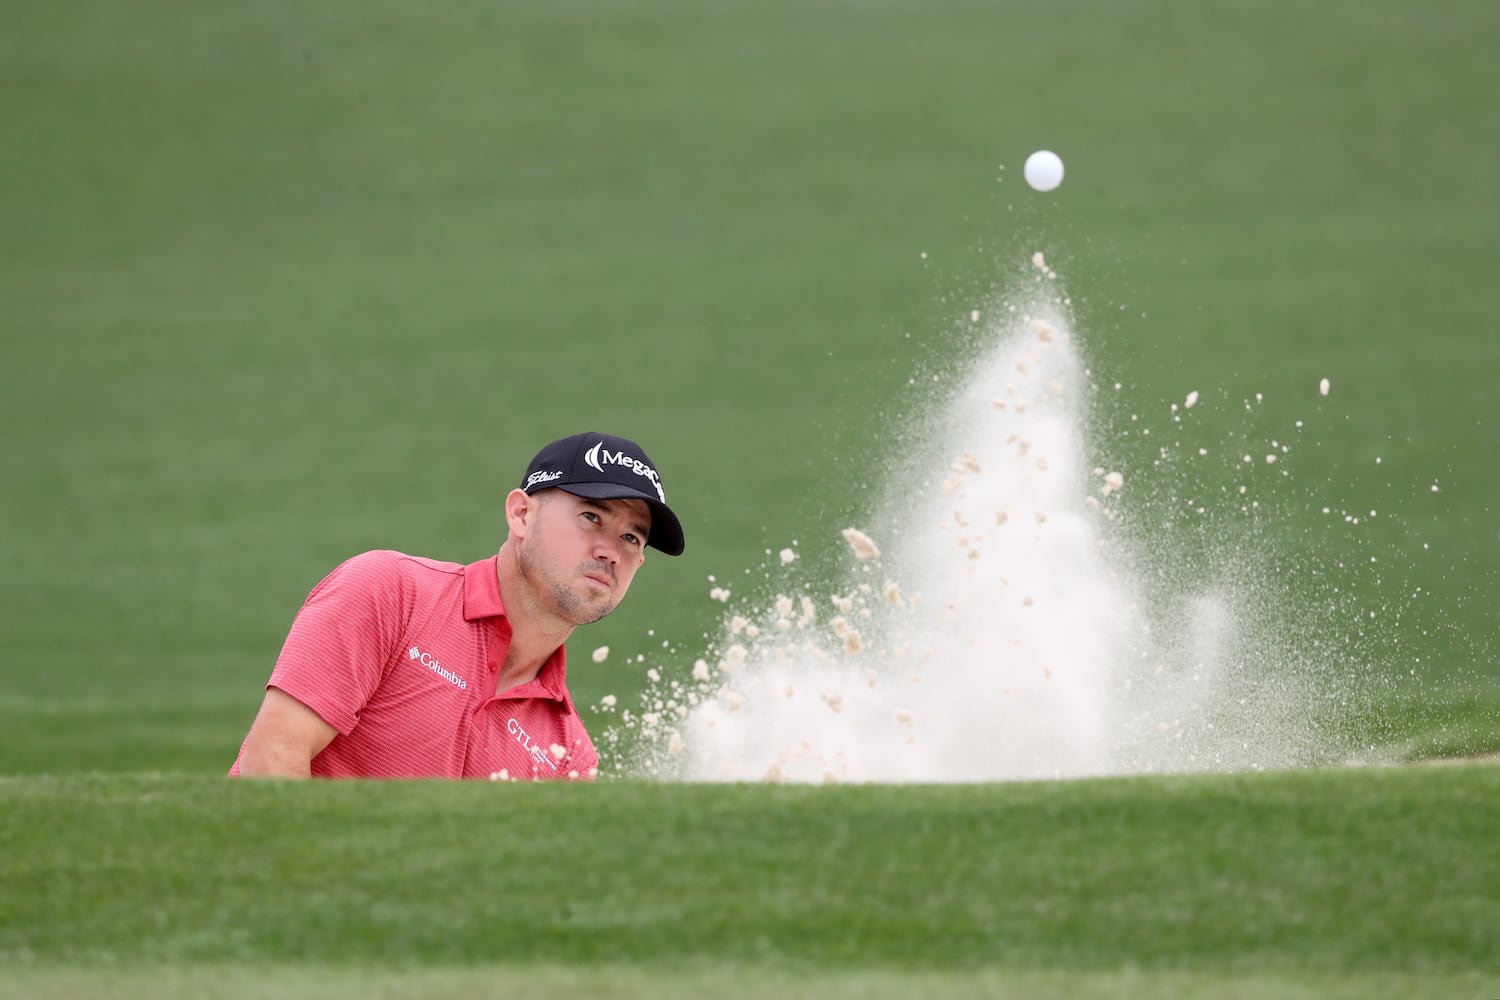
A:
[{"left": 229, "top": 550, "right": 599, "bottom": 780}]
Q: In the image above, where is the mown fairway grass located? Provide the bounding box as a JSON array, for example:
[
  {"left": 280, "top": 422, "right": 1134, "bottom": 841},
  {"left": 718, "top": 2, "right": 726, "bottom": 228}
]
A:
[
  {"left": 2, "top": 766, "right": 1498, "bottom": 997},
  {"left": 2, "top": 0, "right": 1498, "bottom": 996},
  {"left": 3, "top": 0, "right": 1496, "bottom": 770}
]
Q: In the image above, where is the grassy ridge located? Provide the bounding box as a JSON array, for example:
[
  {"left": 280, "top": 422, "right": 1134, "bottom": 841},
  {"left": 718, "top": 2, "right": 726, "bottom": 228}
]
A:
[
  {"left": 4, "top": 3, "right": 1498, "bottom": 996},
  {"left": 3, "top": 766, "right": 1498, "bottom": 975},
  {"left": 2, "top": 965, "right": 1492, "bottom": 1000}
]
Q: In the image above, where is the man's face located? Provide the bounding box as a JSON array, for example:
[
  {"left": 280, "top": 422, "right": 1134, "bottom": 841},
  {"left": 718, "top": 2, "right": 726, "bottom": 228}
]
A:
[{"left": 517, "top": 490, "right": 650, "bottom": 625}]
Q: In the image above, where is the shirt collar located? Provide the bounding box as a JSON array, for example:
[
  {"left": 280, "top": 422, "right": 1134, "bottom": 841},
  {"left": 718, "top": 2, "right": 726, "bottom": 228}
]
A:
[
  {"left": 463, "top": 555, "right": 506, "bottom": 622},
  {"left": 463, "top": 555, "right": 571, "bottom": 702}
]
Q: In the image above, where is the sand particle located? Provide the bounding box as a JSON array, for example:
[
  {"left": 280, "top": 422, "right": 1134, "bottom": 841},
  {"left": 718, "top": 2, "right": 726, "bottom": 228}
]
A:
[{"left": 842, "top": 527, "right": 881, "bottom": 559}]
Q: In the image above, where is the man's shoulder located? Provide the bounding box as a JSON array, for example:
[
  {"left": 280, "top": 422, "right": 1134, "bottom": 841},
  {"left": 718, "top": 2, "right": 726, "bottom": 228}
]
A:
[
  {"left": 317, "top": 550, "right": 466, "bottom": 598},
  {"left": 339, "top": 549, "right": 464, "bottom": 576}
]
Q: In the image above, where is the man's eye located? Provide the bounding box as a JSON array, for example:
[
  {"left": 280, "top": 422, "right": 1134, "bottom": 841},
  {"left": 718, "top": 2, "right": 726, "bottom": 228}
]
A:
[
  {"left": 623, "top": 534, "right": 642, "bottom": 547},
  {"left": 582, "top": 511, "right": 601, "bottom": 524}
]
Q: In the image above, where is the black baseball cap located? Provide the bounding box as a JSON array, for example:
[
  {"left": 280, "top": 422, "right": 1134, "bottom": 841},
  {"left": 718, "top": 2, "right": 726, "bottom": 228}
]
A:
[{"left": 520, "top": 432, "right": 685, "bottom": 556}]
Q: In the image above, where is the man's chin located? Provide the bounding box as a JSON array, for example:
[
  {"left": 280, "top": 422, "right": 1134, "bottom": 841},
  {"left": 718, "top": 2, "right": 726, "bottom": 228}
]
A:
[
  {"left": 573, "top": 587, "right": 620, "bottom": 624},
  {"left": 547, "top": 583, "right": 619, "bottom": 626},
  {"left": 577, "top": 598, "right": 619, "bottom": 626}
]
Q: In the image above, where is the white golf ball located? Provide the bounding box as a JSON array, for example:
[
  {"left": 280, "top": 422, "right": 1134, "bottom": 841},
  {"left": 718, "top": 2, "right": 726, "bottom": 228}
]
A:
[{"left": 1024, "top": 150, "right": 1065, "bottom": 192}]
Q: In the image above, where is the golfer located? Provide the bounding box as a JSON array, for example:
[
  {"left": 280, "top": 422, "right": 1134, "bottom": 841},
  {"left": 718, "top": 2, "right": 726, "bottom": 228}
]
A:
[{"left": 230, "top": 432, "right": 684, "bottom": 780}]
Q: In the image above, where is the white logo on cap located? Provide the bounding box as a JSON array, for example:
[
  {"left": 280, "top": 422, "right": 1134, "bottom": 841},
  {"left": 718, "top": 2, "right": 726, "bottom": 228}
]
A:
[
  {"left": 584, "top": 441, "right": 666, "bottom": 503},
  {"left": 526, "top": 470, "right": 564, "bottom": 489}
]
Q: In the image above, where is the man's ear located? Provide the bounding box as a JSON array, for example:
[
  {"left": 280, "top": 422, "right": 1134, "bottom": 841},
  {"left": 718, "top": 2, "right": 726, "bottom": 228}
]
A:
[{"left": 504, "top": 489, "right": 535, "bottom": 538}]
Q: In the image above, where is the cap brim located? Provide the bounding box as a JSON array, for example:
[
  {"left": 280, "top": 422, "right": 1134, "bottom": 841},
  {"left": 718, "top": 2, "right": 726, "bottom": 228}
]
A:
[{"left": 553, "top": 482, "right": 685, "bottom": 556}]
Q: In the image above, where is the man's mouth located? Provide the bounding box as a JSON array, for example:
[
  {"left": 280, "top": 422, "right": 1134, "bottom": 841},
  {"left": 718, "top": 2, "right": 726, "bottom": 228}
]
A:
[{"left": 581, "top": 564, "right": 615, "bottom": 589}]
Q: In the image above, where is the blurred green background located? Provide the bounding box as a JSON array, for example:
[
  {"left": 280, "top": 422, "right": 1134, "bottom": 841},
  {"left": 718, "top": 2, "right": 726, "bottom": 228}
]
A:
[{"left": 2, "top": 0, "right": 1496, "bottom": 773}]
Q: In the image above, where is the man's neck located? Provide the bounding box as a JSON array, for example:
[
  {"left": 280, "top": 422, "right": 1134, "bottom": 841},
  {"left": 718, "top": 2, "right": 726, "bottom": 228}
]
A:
[{"left": 493, "top": 544, "right": 574, "bottom": 693}]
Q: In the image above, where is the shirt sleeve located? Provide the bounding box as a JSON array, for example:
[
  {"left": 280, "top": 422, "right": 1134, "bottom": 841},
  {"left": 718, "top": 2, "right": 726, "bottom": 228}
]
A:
[{"left": 266, "top": 550, "right": 414, "bottom": 735}]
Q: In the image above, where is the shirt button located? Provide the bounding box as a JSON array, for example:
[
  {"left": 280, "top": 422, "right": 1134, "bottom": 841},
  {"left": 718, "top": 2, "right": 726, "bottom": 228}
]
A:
[{"left": 488, "top": 662, "right": 498, "bottom": 673}]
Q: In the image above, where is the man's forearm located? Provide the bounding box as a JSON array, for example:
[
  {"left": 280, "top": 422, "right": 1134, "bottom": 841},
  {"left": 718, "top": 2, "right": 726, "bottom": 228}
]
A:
[
  {"left": 235, "top": 742, "right": 315, "bottom": 778},
  {"left": 233, "top": 687, "right": 337, "bottom": 778}
]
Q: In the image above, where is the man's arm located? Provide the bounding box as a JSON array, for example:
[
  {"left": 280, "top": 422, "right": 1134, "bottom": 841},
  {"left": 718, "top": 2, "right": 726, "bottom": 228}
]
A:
[{"left": 235, "top": 687, "right": 339, "bottom": 778}]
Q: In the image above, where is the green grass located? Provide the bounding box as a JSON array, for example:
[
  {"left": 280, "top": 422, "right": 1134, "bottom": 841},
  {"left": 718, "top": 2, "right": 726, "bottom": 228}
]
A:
[
  {"left": 2, "top": 765, "right": 1498, "bottom": 997},
  {"left": 2, "top": 1, "right": 1499, "bottom": 995},
  {"left": 3, "top": 966, "right": 1492, "bottom": 1000},
  {"left": 2, "top": 0, "right": 1496, "bottom": 769}
]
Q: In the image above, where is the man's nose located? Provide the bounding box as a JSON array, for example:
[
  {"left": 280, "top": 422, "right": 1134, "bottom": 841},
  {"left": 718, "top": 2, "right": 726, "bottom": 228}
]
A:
[{"left": 593, "top": 537, "right": 621, "bottom": 565}]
